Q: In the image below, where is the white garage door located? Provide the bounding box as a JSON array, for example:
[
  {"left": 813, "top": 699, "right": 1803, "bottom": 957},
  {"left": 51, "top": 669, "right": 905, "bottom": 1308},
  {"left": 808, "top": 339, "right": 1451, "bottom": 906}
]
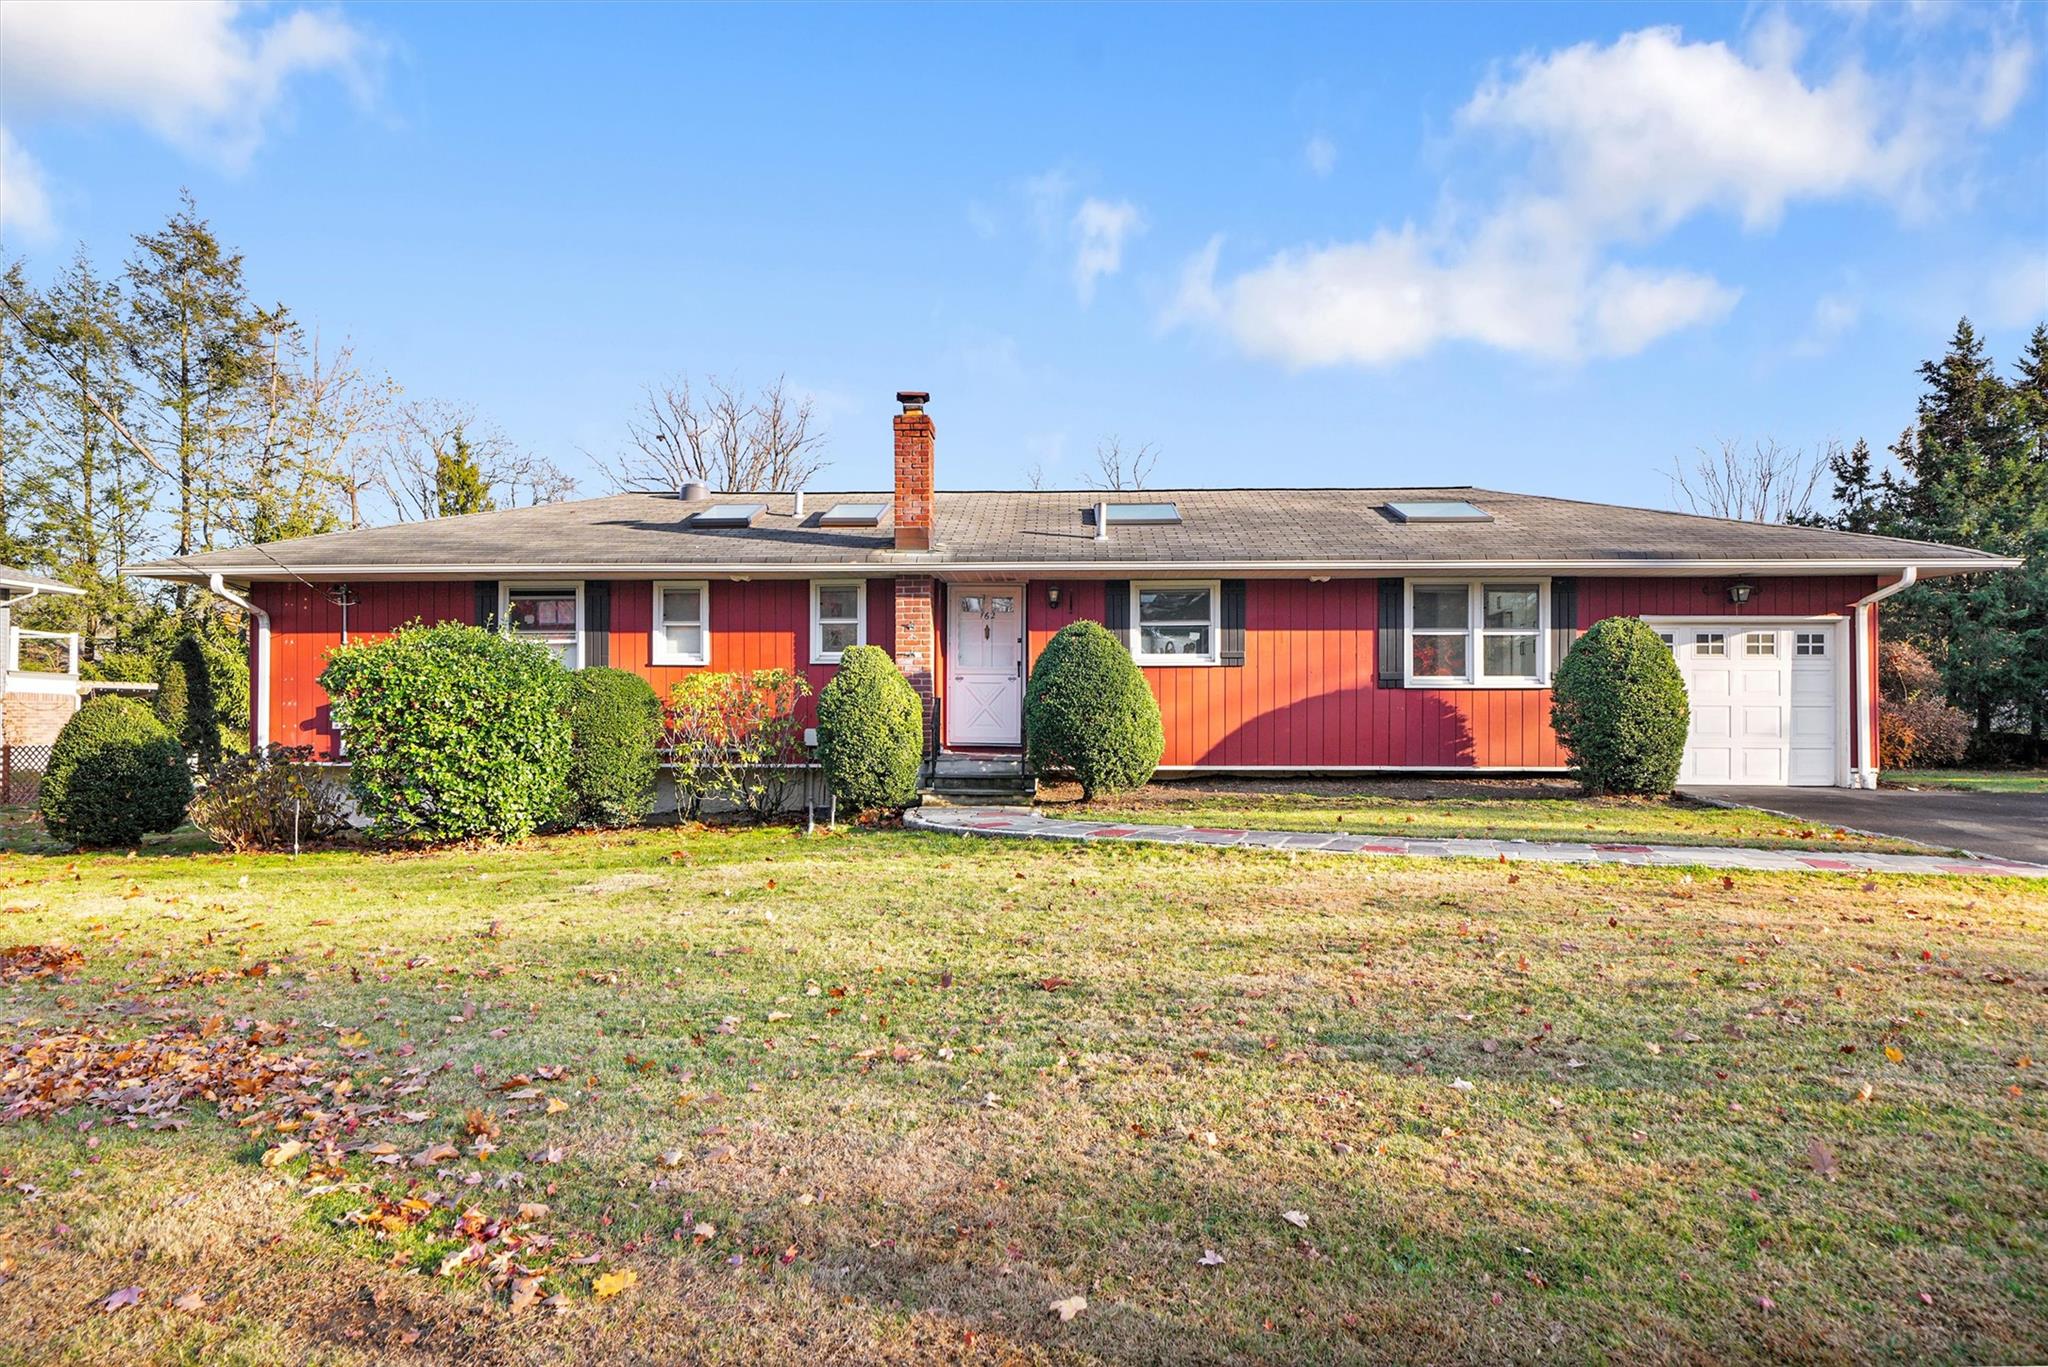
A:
[{"left": 1657, "top": 625, "right": 1838, "bottom": 787}]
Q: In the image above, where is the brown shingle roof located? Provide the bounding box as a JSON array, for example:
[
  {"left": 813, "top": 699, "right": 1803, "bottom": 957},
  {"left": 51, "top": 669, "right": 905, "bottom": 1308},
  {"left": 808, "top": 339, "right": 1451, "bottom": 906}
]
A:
[{"left": 124, "top": 486, "right": 2015, "bottom": 581}]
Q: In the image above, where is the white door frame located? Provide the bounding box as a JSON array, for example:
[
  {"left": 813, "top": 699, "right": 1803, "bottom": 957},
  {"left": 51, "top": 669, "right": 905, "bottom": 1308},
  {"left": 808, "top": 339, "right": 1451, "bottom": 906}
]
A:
[
  {"left": 1643, "top": 615, "right": 1851, "bottom": 788},
  {"left": 945, "top": 583, "right": 1025, "bottom": 747}
]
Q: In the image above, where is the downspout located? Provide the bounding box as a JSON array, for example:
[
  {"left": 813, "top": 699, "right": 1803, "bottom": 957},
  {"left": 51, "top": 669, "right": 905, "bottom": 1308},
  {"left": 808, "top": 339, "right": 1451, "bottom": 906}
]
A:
[
  {"left": 204, "top": 574, "right": 270, "bottom": 750},
  {"left": 1850, "top": 567, "right": 1916, "bottom": 789}
]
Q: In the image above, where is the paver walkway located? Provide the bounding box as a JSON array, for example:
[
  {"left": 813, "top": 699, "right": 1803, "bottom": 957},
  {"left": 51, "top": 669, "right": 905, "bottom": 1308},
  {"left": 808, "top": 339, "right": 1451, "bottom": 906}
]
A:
[{"left": 906, "top": 805, "right": 2048, "bottom": 878}]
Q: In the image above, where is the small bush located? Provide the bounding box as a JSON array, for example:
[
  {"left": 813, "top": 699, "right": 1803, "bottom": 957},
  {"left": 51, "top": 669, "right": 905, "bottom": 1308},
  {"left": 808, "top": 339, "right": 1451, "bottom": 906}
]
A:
[
  {"left": 1550, "top": 617, "right": 1690, "bottom": 795},
  {"left": 1878, "top": 642, "right": 1972, "bottom": 768},
  {"left": 154, "top": 631, "right": 251, "bottom": 770},
  {"left": 1024, "top": 620, "right": 1164, "bottom": 799},
  {"left": 39, "top": 696, "right": 192, "bottom": 847},
  {"left": 189, "top": 745, "right": 351, "bottom": 851},
  {"left": 564, "top": 667, "right": 662, "bottom": 827},
  {"left": 319, "top": 621, "right": 572, "bottom": 842},
  {"left": 663, "top": 670, "right": 811, "bottom": 820},
  {"left": 816, "top": 644, "right": 924, "bottom": 811}
]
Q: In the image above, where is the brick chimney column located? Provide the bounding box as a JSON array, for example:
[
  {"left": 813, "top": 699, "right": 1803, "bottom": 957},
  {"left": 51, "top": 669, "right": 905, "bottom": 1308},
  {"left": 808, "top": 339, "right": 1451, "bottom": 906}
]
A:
[
  {"left": 893, "top": 391, "right": 933, "bottom": 552},
  {"left": 894, "top": 575, "right": 936, "bottom": 749}
]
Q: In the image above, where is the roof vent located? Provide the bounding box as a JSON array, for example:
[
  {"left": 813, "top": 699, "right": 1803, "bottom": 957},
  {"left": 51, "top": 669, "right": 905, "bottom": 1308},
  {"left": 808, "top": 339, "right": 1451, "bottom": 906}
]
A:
[{"left": 679, "top": 480, "right": 710, "bottom": 502}]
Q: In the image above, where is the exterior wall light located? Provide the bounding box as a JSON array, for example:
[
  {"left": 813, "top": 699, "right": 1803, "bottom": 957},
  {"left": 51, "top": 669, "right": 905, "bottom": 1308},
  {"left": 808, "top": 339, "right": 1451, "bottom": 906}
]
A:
[
  {"left": 1727, "top": 580, "right": 1755, "bottom": 604},
  {"left": 1045, "top": 583, "right": 1062, "bottom": 609}
]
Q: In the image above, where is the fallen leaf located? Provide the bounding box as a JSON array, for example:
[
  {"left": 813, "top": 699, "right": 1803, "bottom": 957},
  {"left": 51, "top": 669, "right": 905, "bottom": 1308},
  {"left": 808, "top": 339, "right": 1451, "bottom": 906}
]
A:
[
  {"left": 1048, "top": 1295, "right": 1087, "bottom": 1322},
  {"left": 509, "top": 1276, "right": 543, "bottom": 1312},
  {"left": 1198, "top": 1249, "right": 1226, "bottom": 1266},
  {"left": 261, "top": 1140, "right": 306, "bottom": 1168},
  {"left": 171, "top": 1290, "right": 205, "bottom": 1312},
  {"left": 101, "top": 1286, "right": 143, "bottom": 1313},
  {"left": 1280, "top": 1210, "right": 1310, "bottom": 1229},
  {"left": 1807, "top": 1139, "right": 1839, "bottom": 1179},
  {"left": 1884, "top": 1045, "right": 1904, "bottom": 1064},
  {"left": 592, "top": 1269, "right": 637, "bottom": 1299}
]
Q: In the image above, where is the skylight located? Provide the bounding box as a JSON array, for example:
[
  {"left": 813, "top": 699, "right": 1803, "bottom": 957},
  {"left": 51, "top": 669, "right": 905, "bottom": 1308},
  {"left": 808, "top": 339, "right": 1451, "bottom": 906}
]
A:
[
  {"left": 1100, "top": 502, "right": 1183, "bottom": 526},
  {"left": 691, "top": 503, "right": 765, "bottom": 527},
  {"left": 1385, "top": 500, "right": 1491, "bottom": 523},
  {"left": 818, "top": 501, "right": 888, "bottom": 527}
]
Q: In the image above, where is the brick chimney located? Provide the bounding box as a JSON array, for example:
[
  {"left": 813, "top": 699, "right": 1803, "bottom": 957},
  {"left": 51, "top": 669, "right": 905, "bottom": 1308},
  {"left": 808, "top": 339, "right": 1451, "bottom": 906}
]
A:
[{"left": 893, "top": 390, "right": 933, "bottom": 551}]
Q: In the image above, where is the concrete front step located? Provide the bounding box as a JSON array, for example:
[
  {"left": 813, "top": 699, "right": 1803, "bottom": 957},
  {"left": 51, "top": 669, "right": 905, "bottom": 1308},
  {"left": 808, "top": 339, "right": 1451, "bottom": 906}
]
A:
[{"left": 918, "top": 792, "right": 1036, "bottom": 809}]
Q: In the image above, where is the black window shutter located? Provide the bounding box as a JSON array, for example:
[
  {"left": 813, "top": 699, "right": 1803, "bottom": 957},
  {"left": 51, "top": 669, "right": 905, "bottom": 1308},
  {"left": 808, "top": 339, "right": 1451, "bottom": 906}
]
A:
[
  {"left": 1549, "top": 577, "right": 1577, "bottom": 677},
  {"left": 583, "top": 581, "right": 610, "bottom": 668},
  {"left": 1219, "top": 579, "right": 1246, "bottom": 666},
  {"left": 1377, "top": 578, "right": 1405, "bottom": 688},
  {"left": 1102, "top": 579, "right": 1131, "bottom": 649},
  {"left": 475, "top": 580, "right": 499, "bottom": 629}
]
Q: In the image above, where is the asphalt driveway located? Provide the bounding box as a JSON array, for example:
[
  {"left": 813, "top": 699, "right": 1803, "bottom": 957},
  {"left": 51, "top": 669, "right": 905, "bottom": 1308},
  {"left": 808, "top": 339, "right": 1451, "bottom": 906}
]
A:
[{"left": 1683, "top": 786, "right": 2048, "bottom": 866}]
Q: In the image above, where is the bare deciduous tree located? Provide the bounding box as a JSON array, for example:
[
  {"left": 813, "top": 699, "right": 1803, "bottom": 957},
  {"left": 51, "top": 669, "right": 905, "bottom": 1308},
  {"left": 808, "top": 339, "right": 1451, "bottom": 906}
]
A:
[
  {"left": 1084, "top": 435, "right": 1160, "bottom": 491},
  {"left": 1667, "top": 438, "right": 1828, "bottom": 524},
  {"left": 596, "top": 375, "right": 829, "bottom": 493},
  {"left": 378, "top": 399, "right": 575, "bottom": 520}
]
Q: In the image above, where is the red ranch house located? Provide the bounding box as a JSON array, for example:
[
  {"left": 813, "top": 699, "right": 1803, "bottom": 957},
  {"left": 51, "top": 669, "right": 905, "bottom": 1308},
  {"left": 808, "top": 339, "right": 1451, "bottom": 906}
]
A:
[{"left": 129, "top": 392, "right": 2015, "bottom": 791}]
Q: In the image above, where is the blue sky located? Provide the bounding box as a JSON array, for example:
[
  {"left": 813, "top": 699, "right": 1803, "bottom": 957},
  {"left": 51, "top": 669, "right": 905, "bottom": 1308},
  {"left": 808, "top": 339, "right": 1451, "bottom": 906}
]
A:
[{"left": 3, "top": 1, "right": 2045, "bottom": 512}]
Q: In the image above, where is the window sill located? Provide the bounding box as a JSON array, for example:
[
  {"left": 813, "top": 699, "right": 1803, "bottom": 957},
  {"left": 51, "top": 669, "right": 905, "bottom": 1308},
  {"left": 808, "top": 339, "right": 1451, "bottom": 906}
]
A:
[
  {"left": 810, "top": 654, "right": 848, "bottom": 667},
  {"left": 1135, "top": 656, "right": 1219, "bottom": 668},
  {"left": 651, "top": 653, "right": 710, "bottom": 668},
  {"left": 1404, "top": 676, "right": 1550, "bottom": 690}
]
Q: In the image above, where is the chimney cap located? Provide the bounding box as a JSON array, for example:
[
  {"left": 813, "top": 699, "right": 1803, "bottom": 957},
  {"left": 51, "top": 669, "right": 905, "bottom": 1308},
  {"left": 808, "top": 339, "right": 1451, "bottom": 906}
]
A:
[{"left": 896, "top": 390, "right": 930, "bottom": 411}]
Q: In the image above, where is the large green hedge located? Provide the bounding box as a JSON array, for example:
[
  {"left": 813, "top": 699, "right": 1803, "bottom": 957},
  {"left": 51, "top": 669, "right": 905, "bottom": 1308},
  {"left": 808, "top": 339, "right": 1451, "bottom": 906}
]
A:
[
  {"left": 1024, "top": 620, "right": 1163, "bottom": 799},
  {"left": 154, "top": 630, "right": 250, "bottom": 770},
  {"left": 563, "top": 667, "right": 662, "bottom": 828},
  {"left": 39, "top": 695, "right": 193, "bottom": 847},
  {"left": 319, "top": 621, "right": 572, "bottom": 842},
  {"left": 1550, "top": 617, "right": 1691, "bottom": 795},
  {"left": 816, "top": 644, "right": 924, "bottom": 811}
]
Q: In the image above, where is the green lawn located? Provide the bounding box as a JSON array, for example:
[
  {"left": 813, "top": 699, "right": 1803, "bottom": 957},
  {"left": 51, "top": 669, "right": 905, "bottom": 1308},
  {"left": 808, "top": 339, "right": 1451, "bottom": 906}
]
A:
[
  {"left": 1889, "top": 769, "right": 2048, "bottom": 794},
  {"left": 0, "top": 823, "right": 2042, "bottom": 1364},
  {"left": 1043, "top": 778, "right": 1935, "bottom": 853}
]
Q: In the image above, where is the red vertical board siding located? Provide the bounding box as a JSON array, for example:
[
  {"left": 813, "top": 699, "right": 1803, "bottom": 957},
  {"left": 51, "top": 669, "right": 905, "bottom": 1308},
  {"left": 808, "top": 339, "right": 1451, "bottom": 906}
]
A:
[{"left": 255, "top": 572, "right": 1881, "bottom": 772}]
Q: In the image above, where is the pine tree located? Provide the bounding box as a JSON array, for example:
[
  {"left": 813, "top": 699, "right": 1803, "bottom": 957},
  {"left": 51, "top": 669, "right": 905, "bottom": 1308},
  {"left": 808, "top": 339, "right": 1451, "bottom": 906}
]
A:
[
  {"left": 435, "top": 429, "right": 495, "bottom": 517},
  {"left": 125, "top": 192, "right": 263, "bottom": 570},
  {"left": 0, "top": 259, "right": 52, "bottom": 568}
]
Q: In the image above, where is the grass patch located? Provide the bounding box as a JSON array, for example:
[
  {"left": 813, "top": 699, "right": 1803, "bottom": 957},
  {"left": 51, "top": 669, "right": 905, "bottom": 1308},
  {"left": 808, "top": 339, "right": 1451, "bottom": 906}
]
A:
[
  {"left": 1889, "top": 769, "right": 2048, "bottom": 794},
  {"left": 0, "top": 823, "right": 2042, "bottom": 1364},
  {"left": 1043, "top": 777, "right": 1932, "bottom": 853}
]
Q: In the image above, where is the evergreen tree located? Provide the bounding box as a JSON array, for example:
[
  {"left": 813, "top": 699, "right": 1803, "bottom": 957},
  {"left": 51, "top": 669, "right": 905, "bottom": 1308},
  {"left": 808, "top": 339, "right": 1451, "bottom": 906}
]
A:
[
  {"left": 1863, "top": 320, "right": 2048, "bottom": 749},
  {"left": 125, "top": 192, "right": 263, "bottom": 572},
  {"left": 435, "top": 429, "right": 495, "bottom": 517}
]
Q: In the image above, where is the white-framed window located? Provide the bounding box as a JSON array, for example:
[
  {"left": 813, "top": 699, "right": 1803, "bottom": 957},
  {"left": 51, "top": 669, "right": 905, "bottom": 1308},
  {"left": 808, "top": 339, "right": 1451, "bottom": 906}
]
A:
[
  {"left": 652, "top": 580, "right": 710, "bottom": 666},
  {"left": 810, "top": 579, "right": 866, "bottom": 664},
  {"left": 1744, "top": 631, "right": 1777, "bottom": 657},
  {"left": 1694, "top": 632, "right": 1726, "bottom": 657},
  {"left": 501, "top": 583, "right": 583, "bottom": 668},
  {"left": 1130, "top": 580, "right": 1220, "bottom": 665},
  {"left": 1795, "top": 631, "right": 1827, "bottom": 657},
  {"left": 1403, "top": 579, "right": 1547, "bottom": 686}
]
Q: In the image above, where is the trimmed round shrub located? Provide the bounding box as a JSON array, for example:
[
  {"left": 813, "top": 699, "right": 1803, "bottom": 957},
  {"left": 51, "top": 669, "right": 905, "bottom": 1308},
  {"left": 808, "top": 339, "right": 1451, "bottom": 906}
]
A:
[
  {"left": 1549, "top": 617, "right": 1691, "bottom": 795},
  {"left": 39, "top": 695, "right": 193, "bottom": 847},
  {"left": 319, "top": 621, "right": 572, "bottom": 842},
  {"left": 189, "top": 744, "right": 352, "bottom": 851},
  {"left": 1024, "top": 620, "right": 1164, "bottom": 800},
  {"left": 154, "top": 630, "right": 251, "bottom": 771},
  {"left": 564, "top": 667, "right": 662, "bottom": 827},
  {"left": 816, "top": 644, "right": 924, "bottom": 811}
]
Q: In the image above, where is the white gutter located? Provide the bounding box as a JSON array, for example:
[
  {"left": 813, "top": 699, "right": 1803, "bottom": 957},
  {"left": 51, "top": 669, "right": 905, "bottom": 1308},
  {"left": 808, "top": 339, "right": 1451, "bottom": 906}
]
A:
[
  {"left": 122, "top": 556, "right": 2023, "bottom": 582},
  {"left": 202, "top": 573, "right": 270, "bottom": 750},
  {"left": 1849, "top": 567, "right": 1916, "bottom": 789}
]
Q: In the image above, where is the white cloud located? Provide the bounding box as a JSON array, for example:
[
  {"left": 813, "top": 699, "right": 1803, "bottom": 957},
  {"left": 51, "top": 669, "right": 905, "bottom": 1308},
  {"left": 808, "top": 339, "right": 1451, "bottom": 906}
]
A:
[
  {"left": 1071, "top": 197, "right": 1143, "bottom": 304},
  {"left": 1170, "top": 22, "right": 2014, "bottom": 369},
  {"left": 0, "top": 0, "right": 375, "bottom": 168},
  {"left": 1303, "top": 133, "right": 1338, "bottom": 178},
  {"left": 0, "top": 125, "right": 55, "bottom": 243},
  {"left": 1791, "top": 292, "right": 1862, "bottom": 357},
  {"left": 1977, "top": 35, "right": 2033, "bottom": 127}
]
